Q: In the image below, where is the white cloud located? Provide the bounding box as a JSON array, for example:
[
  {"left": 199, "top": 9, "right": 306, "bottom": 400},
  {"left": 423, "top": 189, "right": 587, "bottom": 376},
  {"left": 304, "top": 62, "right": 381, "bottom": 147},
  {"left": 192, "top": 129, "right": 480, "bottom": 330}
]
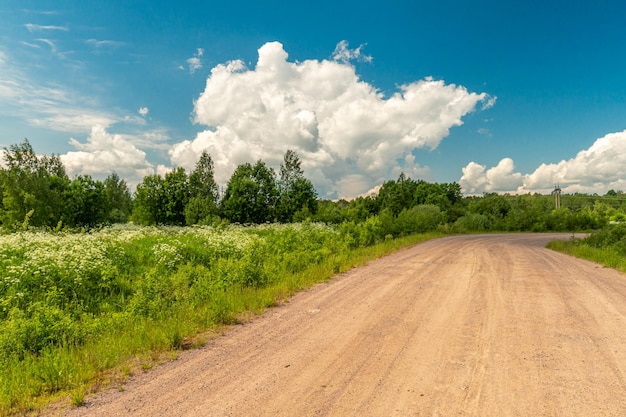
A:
[
  {"left": 85, "top": 39, "right": 125, "bottom": 49},
  {"left": 35, "top": 38, "right": 57, "bottom": 53},
  {"left": 186, "top": 48, "right": 204, "bottom": 74},
  {"left": 171, "top": 41, "right": 490, "bottom": 198},
  {"left": 459, "top": 157, "right": 523, "bottom": 194},
  {"left": 25, "top": 23, "right": 68, "bottom": 32},
  {"left": 0, "top": 47, "right": 128, "bottom": 134},
  {"left": 138, "top": 107, "right": 149, "bottom": 116},
  {"left": 332, "top": 40, "right": 373, "bottom": 64},
  {"left": 477, "top": 127, "right": 491, "bottom": 137},
  {"left": 21, "top": 41, "right": 41, "bottom": 49},
  {"left": 459, "top": 129, "right": 626, "bottom": 195},
  {"left": 21, "top": 9, "right": 61, "bottom": 16},
  {"left": 60, "top": 125, "right": 155, "bottom": 188},
  {"left": 481, "top": 95, "right": 497, "bottom": 110}
]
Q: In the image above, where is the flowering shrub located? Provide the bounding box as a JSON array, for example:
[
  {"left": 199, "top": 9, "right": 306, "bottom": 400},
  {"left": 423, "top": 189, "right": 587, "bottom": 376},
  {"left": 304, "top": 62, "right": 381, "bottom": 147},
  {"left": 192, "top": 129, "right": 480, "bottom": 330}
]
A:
[
  {"left": 0, "top": 223, "right": 342, "bottom": 357},
  {"left": 0, "top": 222, "right": 432, "bottom": 414}
]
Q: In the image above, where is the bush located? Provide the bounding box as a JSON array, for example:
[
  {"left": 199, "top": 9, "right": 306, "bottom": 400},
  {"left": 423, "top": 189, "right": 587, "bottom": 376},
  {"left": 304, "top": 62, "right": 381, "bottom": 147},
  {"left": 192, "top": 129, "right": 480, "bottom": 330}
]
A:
[
  {"left": 452, "top": 213, "right": 490, "bottom": 232},
  {"left": 584, "top": 223, "right": 626, "bottom": 254}
]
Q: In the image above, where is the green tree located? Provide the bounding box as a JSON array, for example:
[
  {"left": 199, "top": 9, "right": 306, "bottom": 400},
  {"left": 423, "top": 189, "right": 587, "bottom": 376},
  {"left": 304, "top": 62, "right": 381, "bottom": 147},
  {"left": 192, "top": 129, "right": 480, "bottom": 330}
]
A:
[
  {"left": 344, "top": 196, "right": 378, "bottom": 222},
  {"left": 132, "top": 174, "right": 166, "bottom": 225},
  {"left": 185, "top": 151, "right": 219, "bottom": 225},
  {"left": 377, "top": 173, "right": 416, "bottom": 216},
  {"left": 65, "top": 175, "right": 107, "bottom": 228},
  {"left": 0, "top": 139, "right": 69, "bottom": 229},
  {"left": 468, "top": 193, "right": 511, "bottom": 229},
  {"left": 132, "top": 168, "right": 190, "bottom": 226},
  {"left": 313, "top": 200, "right": 345, "bottom": 224},
  {"left": 103, "top": 172, "right": 133, "bottom": 223},
  {"left": 221, "top": 160, "right": 278, "bottom": 224},
  {"left": 415, "top": 181, "right": 462, "bottom": 210},
  {"left": 162, "top": 167, "right": 189, "bottom": 226},
  {"left": 276, "top": 150, "right": 318, "bottom": 222}
]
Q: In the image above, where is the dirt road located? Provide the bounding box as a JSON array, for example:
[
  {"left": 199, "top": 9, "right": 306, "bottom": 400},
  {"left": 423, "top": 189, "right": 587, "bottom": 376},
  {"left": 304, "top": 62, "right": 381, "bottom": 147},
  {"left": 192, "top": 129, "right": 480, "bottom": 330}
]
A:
[{"left": 58, "top": 234, "right": 626, "bottom": 416}]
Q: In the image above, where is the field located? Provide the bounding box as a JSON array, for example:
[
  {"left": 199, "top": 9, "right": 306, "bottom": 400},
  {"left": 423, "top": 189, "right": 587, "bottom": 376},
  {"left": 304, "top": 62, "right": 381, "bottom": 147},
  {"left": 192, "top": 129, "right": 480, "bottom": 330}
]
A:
[{"left": 0, "top": 223, "right": 438, "bottom": 415}]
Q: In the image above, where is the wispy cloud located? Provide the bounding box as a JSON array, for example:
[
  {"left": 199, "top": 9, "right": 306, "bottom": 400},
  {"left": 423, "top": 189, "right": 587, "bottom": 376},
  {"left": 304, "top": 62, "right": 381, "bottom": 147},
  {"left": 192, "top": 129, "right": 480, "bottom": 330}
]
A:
[
  {"left": 332, "top": 40, "right": 373, "bottom": 64},
  {"left": 20, "top": 41, "right": 42, "bottom": 49},
  {"left": 0, "top": 47, "right": 116, "bottom": 133},
  {"left": 186, "top": 48, "right": 204, "bottom": 74},
  {"left": 35, "top": 38, "right": 57, "bottom": 53},
  {"left": 481, "top": 95, "right": 497, "bottom": 110},
  {"left": 25, "top": 23, "right": 68, "bottom": 32},
  {"left": 85, "top": 39, "right": 125, "bottom": 49},
  {"left": 477, "top": 128, "right": 491, "bottom": 137},
  {"left": 21, "top": 9, "right": 61, "bottom": 16}
]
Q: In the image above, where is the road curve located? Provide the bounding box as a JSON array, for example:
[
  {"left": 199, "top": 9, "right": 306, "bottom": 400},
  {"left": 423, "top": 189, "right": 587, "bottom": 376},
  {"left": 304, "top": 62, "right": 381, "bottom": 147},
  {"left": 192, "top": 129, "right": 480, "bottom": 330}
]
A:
[{"left": 56, "top": 234, "right": 626, "bottom": 416}]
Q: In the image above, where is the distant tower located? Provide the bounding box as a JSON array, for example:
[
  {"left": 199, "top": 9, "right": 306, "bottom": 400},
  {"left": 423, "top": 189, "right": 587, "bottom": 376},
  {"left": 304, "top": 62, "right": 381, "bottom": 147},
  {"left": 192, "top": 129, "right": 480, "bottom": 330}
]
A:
[{"left": 552, "top": 184, "right": 562, "bottom": 209}]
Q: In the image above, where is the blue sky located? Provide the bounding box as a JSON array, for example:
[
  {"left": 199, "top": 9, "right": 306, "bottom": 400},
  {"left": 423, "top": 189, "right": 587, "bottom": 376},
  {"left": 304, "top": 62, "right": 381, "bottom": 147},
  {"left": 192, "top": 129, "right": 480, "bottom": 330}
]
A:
[{"left": 1, "top": 0, "right": 626, "bottom": 198}]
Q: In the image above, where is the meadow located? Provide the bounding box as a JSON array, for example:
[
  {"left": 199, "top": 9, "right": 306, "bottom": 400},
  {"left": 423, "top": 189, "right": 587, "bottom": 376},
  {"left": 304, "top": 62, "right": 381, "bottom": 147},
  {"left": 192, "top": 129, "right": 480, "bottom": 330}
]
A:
[{"left": 0, "top": 222, "right": 439, "bottom": 414}]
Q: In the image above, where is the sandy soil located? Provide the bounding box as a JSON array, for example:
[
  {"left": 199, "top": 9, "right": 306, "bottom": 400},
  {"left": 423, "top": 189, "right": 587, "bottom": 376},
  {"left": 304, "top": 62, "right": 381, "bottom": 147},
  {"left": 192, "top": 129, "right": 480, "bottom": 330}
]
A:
[{"left": 51, "top": 233, "right": 626, "bottom": 416}]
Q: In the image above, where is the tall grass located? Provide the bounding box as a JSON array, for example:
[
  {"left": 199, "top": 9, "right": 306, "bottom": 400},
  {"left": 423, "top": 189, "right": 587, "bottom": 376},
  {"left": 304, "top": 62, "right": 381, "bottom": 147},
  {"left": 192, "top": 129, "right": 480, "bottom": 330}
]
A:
[{"left": 0, "top": 223, "right": 440, "bottom": 415}]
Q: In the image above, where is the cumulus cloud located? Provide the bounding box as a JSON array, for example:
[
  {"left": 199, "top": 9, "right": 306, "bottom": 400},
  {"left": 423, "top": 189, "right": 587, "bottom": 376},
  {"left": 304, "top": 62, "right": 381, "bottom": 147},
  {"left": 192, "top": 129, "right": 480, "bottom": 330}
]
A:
[
  {"left": 459, "top": 158, "right": 523, "bottom": 194},
  {"left": 187, "top": 48, "right": 204, "bottom": 74},
  {"left": 171, "top": 41, "right": 491, "bottom": 198},
  {"left": 61, "top": 125, "right": 155, "bottom": 187},
  {"left": 459, "top": 129, "right": 626, "bottom": 195}
]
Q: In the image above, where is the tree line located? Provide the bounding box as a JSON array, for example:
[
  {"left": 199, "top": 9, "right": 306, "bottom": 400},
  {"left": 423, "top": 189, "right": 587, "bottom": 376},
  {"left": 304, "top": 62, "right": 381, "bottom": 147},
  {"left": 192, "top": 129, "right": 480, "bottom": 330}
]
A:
[
  {"left": 0, "top": 140, "right": 317, "bottom": 230},
  {"left": 1, "top": 139, "right": 625, "bottom": 233},
  {"left": 0, "top": 140, "right": 132, "bottom": 229}
]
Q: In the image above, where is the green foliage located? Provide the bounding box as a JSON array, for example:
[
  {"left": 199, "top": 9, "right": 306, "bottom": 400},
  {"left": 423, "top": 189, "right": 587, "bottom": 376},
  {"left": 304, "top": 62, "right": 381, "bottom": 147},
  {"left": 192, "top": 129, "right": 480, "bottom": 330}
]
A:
[
  {"left": 548, "top": 224, "right": 626, "bottom": 272},
  {"left": 185, "top": 151, "right": 219, "bottom": 225},
  {"left": 0, "top": 141, "right": 136, "bottom": 230},
  {"left": 0, "top": 139, "right": 69, "bottom": 229},
  {"left": 64, "top": 175, "right": 107, "bottom": 228},
  {"left": 3, "top": 222, "right": 406, "bottom": 413},
  {"left": 276, "top": 151, "right": 318, "bottom": 223},
  {"left": 132, "top": 174, "right": 166, "bottom": 225},
  {"left": 313, "top": 200, "right": 346, "bottom": 224},
  {"left": 132, "top": 168, "right": 190, "bottom": 226},
  {"left": 376, "top": 173, "right": 462, "bottom": 218},
  {"left": 104, "top": 172, "right": 133, "bottom": 223},
  {"left": 583, "top": 223, "right": 626, "bottom": 254},
  {"left": 452, "top": 213, "right": 490, "bottom": 232},
  {"left": 221, "top": 160, "right": 278, "bottom": 223}
]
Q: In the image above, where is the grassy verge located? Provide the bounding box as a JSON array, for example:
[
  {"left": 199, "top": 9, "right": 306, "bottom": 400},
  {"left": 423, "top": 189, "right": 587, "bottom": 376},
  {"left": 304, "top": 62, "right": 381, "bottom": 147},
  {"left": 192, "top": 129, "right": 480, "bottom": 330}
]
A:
[
  {"left": 547, "top": 239, "right": 626, "bottom": 273},
  {"left": 0, "top": 226, "right": 441, "bottom": 416}
]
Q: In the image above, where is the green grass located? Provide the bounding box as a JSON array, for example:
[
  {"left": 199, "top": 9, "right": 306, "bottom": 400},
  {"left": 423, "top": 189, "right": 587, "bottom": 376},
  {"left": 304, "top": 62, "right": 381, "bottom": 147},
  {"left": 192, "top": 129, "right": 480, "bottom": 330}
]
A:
[
  {"left": 548, "top": 239, "right": 626, "bottom": 273},
  {"left": 0, "top": 224, "right": 442, "bottom": 416}
]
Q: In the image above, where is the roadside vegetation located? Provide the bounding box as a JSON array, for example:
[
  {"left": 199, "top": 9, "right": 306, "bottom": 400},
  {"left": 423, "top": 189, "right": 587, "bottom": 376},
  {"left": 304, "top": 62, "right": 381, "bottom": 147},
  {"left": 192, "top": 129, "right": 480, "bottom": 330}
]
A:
[
  {"left": 0, "top": 224, "right": 439, "bottom": 414},
  {"left": 1, "top": 138, "right": 626, "bottom": 415},
  {"left": 548, "top": 223, "right": 626, "bottom": 272}
]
